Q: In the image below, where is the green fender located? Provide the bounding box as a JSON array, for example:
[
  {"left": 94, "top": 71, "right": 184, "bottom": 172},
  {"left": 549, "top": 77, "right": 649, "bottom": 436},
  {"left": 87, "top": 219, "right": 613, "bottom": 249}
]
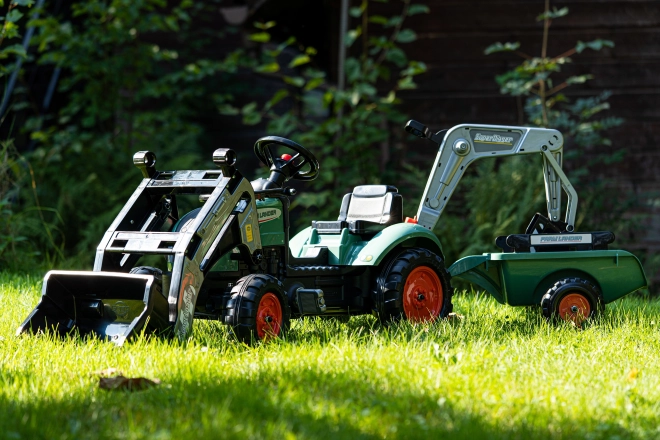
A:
[{"left": 348, "top": 223, "right": 444, "bottom": 266}]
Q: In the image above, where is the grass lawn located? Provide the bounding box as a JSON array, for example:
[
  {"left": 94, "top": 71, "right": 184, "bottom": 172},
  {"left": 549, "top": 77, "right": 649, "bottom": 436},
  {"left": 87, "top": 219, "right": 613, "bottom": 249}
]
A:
[{"left": 1, "top": 272, "right": 660, "bottom": 439}]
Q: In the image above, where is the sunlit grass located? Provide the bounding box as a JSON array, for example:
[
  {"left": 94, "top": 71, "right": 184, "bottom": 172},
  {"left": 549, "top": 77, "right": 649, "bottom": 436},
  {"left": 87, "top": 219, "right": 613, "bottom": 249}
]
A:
[{"left": 2, "top": 273, "right": 660, "bottom": 439}]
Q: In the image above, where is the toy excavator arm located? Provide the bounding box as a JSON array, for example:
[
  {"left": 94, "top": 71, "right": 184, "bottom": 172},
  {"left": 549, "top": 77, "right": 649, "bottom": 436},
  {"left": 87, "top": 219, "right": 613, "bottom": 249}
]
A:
[{"left": 406, "top": 120, "right": 577, "bottom": 232}]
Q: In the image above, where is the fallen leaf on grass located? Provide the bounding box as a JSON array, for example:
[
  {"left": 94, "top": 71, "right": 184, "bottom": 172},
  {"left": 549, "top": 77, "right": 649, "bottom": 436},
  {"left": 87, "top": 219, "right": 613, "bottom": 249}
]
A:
[
  {"left": 99, "top": 375, "right": 161, "bottom": 391},
  {"left": 447, "top": 313, "right": 464, "bottom": 321},
  {"left": 92, "top": 368, "right": 161, "bottom": 391}
]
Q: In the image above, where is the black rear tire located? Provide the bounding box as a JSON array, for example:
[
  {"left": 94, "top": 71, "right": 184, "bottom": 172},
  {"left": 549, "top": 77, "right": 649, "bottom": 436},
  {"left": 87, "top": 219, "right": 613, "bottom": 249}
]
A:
[
  {"left": 224, "top": 274, "right": 290, "bottom": 343},
  {"left": 540, "top": 277, "right": 604, "bottom": 326},
  {"left": 375, "top": 248, "right": 453, "bottom": 323},
  {"left": 128, "top": 266, "right": 163, "bottom": 296}
]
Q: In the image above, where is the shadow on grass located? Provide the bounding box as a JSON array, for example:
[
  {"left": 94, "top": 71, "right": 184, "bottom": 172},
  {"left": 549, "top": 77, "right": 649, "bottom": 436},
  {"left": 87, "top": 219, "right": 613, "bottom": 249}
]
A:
[{"left": 0, "top": 364, "right": 650, "bottom": 440}]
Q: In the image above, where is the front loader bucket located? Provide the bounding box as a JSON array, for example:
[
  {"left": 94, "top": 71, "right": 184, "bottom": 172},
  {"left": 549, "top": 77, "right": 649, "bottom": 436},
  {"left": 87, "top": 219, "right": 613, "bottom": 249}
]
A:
[{"left": 17, "top": 270, "right": 172, "bottom": 346}]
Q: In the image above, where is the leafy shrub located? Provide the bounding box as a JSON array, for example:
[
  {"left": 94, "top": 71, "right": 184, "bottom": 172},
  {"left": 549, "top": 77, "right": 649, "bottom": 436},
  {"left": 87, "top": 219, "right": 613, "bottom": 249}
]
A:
[
  {"left": 8, "top": 0, "right": 247, "bottom": 266},
  {"left": 1, "top": 0, "right": 640, "bottom": 277},
  {"left": 1, "top": 0, "right": 62, "bottom": 269},
  {"left": 227, "top": 0, "right": 430, "bottom": 227}
]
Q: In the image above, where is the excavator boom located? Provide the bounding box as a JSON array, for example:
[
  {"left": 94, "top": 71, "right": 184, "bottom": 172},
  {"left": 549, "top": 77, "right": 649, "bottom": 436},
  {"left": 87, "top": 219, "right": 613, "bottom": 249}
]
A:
[{"left": 405, "top": 121, "right": 577, "bottom": 232}]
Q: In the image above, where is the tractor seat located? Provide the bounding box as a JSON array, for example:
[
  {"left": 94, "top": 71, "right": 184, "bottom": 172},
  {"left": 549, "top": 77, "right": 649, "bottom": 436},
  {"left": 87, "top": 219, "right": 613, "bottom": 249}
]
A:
[{"left": 312, "top": 185, "right": 403, "bottom": 235}]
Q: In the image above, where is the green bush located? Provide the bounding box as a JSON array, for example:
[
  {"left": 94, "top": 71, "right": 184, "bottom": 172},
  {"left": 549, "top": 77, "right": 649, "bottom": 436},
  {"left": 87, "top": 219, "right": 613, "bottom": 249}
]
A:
[
  {"left": 230, "top": 0, "right": 430, "bottom": 227},
  {"left": 3, "top": 0, "right": 250, "bottom": 266},
  {"left": 1, "top": 0, "right": 61, "bottom": 269},
  {"left": 0, "top": 0, "right": 640, "bottom": 275}
]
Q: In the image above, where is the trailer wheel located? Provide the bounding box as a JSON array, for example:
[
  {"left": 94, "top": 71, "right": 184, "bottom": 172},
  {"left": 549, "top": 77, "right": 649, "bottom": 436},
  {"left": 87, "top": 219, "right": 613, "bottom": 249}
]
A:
[
  {"left": 225, "top": 274, "right": 290, "bottom": 343},
  {"left": 375, "top": 248, "right": 453, "bottom": 323},
  {"left": 541, "top": 277, "right": 604, "bottom": 326}
]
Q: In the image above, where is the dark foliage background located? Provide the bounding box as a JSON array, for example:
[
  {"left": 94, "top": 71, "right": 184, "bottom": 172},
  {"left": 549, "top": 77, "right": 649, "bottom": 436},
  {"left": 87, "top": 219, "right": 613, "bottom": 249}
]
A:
[{"left": 1, "top": 0, "right": 657, "bottom": 287}]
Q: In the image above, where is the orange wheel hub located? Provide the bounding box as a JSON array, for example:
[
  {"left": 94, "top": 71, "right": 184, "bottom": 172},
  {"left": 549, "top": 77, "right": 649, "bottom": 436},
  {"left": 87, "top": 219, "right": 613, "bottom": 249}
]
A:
[
  {"left": 403, "top": 266, "right": 443, "bottom": 322},
  {"left": 558, "top": 293, "right": 591, "bottom": 325},
  {"left": 256, "top": 292, "right": 283, "bottom": 340}
]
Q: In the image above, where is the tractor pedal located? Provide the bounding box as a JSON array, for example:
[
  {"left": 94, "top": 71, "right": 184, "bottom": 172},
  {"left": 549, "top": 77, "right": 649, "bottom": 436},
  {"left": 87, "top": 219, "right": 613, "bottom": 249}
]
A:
[{"left": 296, "top": 288, "right": 327, "bottom": 315}]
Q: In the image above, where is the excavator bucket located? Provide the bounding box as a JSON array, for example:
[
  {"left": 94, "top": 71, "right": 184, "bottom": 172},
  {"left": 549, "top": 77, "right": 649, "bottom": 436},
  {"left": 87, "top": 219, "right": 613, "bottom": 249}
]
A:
[{"left": 17, "top": 270, "right": 171, "bottom": 346}]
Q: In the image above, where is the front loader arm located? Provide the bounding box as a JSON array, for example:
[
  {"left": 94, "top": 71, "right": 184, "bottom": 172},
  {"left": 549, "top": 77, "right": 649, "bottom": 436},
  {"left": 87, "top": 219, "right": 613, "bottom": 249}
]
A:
[
  {"left": 169, "top": 176, "right": 262, "bottom": 340},
  {"left": 407, "top": 121, "right": 577, "bottom": 232},
  {"left": 92, "top": 150, "right": 263, "bottom": 341}
]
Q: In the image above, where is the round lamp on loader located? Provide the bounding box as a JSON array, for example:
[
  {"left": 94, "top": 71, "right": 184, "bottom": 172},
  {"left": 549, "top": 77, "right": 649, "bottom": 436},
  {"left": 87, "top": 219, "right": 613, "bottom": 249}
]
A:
[
  {"left": 213, "top": 148, "right": 237, "bottom": 177},
  {"left": 133, "top": 151, "right": 157, "bottom": 178}
]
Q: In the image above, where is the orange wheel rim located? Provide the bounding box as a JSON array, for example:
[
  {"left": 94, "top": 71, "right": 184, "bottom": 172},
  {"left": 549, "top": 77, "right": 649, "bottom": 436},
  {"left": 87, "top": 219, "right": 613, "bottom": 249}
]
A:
[
  {"left": 403, "top": 266, "right": 443, "bottom": 322},
  {"left": 558, "top": 293, "right": 591, "bottom": 325},
  {"left": 256, "top": 292, "right": 282, "bottom": 340}
]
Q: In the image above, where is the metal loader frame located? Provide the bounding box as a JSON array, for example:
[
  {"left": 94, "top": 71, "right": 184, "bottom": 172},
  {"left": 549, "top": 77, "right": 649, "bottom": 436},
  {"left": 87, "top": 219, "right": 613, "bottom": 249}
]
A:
[
  {"left": 18, "top": 149, "right": 264, "bottom": 344},
  {"left": 94, "top": 150, "right": 264, "bottom": 341}
]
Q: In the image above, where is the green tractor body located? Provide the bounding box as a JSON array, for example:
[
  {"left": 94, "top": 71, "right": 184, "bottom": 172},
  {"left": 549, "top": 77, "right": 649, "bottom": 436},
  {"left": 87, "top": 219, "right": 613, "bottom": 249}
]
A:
[{"left": 289, "top": 223, "right": 443, "bottom": 267}]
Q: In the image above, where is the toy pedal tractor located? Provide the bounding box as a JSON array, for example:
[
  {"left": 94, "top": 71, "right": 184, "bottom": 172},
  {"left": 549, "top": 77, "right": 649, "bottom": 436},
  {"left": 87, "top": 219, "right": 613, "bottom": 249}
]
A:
[
  {"left": 18, "top": 135, "right": 453, "bottom": 345},
  {"left": 18, "top": 120, "right": 647, "bottom": 344}
]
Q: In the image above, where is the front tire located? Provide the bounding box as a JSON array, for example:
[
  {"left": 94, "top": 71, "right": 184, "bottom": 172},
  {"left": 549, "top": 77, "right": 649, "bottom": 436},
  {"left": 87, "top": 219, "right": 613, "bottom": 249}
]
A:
[
  {"left": 541, "top": 277, "right": 604, "bottom": 326},
  {"left": 375, "top": 248, "right": 453, "bottom": 323},
  {"left": 225, "top": 274, "right": 290, "bottom": 343}
]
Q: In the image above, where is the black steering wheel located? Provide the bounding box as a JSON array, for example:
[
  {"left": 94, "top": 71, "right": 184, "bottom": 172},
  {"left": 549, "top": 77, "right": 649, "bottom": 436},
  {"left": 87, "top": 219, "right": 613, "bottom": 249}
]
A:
[{"left": 254, "top": 136, "right": 319, "bottom": 182}]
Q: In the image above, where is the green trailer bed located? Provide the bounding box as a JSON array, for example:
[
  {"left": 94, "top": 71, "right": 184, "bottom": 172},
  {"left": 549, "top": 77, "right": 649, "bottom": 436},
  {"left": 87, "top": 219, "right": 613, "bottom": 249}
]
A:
[{"left": 449, "top": 250, "right": 647, "bottom": 307}]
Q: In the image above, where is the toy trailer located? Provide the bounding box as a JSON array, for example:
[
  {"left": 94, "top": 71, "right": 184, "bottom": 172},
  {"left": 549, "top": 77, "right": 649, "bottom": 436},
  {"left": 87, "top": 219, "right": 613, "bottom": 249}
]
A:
[
  {"left": 406, "top": 120, "right": 647, "bottom": 324},
  {"left": 449, "top": 248, "right": 647, "bottom": 323}
]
